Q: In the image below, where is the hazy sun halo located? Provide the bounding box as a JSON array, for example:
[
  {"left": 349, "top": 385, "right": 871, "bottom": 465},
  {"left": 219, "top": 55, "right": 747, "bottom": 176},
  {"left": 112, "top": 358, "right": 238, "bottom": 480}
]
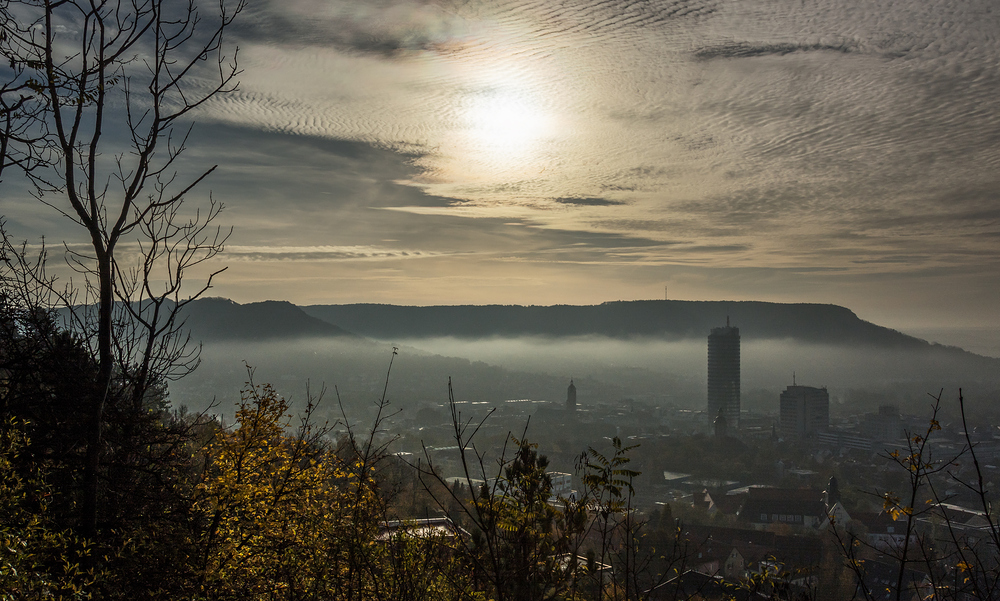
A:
[{"left": 464, "top": 89, "right": 552, "bottom": 159}]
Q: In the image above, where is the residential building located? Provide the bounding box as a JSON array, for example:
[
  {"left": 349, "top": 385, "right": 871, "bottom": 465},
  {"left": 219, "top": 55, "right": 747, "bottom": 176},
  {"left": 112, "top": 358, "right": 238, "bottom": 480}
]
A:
[
  {"left": 378, "top": 517, "right": 468, "bottom": 541},
  {"left": 779, "top": 385, "right": 829, "bottom": 440},
  {"left": 861, "top": 404, "right": 904, "bottom": 441},
  {"left": 549, "top": 471, "right": 573, "bottom": 501},
  {"left": 851, "top": 559, "right": 931, "bottom": 601},
  {"left": 815, "top": 430, "right": 873, "bottom": 452},
  {"left": 851, "top": 511, "right": 919, "bottom": 552},
  {"left": 737, "top": 488, "right": 828, "bottom": 530}
]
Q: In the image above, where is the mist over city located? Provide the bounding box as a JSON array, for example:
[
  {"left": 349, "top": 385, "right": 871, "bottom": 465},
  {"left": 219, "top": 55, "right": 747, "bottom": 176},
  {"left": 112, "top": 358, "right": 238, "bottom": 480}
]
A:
[{"left": 173, "top": 317, "right": 1000, "bottom": 422}]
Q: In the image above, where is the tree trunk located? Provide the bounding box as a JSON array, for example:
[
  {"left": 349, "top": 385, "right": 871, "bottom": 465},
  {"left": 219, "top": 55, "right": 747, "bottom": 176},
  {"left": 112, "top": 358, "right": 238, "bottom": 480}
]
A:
[{"left": 80, "top": 245, "right": 113, "bottom": 537}]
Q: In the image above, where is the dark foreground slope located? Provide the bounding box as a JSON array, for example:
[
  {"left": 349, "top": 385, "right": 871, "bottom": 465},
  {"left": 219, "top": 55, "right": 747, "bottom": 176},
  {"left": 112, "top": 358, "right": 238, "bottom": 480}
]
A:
[{"left": 303, "top": 300, "right": 921, "bottom": 346}]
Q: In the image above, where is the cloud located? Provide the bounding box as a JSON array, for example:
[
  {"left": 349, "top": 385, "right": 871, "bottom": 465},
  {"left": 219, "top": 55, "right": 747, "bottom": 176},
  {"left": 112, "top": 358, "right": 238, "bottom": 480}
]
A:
[
  {"left": 693, "top": 41, "right": 857, "bottom": 60},
  {"left": 552, "top": 197, "right": 625, "bottom": 206},
  {"left": 850, "top": 256, "right": 932, "bottom": 265},
  {"left": 8, "top": 0, "right": 997, "bottom": 324},
  {"left": 223, "top": 245, "right": 446, "bottom": 262},
  {"left": 233, "top": 0, "right": 468, "bottom": 57}
]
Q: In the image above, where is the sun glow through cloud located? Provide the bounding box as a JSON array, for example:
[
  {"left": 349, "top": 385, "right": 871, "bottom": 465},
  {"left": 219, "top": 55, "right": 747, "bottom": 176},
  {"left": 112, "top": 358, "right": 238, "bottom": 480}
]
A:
[
  {"left": 443, "top": 86, "right": 558, "bottom": 180},
  {"left": 464, "top": 90, "right": 551, "bottom": 153}
]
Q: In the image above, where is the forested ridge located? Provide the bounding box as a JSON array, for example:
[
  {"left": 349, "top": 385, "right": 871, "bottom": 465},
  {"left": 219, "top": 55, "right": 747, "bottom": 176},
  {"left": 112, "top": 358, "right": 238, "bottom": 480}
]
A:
[{"left": 302, "top": 301, "right": 965, "bottom": 348}]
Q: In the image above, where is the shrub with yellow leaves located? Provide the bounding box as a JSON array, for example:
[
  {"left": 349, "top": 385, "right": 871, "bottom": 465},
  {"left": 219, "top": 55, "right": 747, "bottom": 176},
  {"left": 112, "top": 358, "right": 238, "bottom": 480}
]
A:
[{"left": 192, "top": 377, "right": 361, "bottom": 601}]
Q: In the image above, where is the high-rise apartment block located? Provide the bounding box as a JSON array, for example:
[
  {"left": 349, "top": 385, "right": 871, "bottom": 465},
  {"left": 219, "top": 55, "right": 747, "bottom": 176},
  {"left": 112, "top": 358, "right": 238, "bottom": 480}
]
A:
[
  {"left": 708, "top": 321, "right": 740, "bottom": 428},
  {"left": 861, "top": 405, "right": 903, "bottom": 441},
  {"left": 779, "top": 385, "right": 829, "bottom": 439}
]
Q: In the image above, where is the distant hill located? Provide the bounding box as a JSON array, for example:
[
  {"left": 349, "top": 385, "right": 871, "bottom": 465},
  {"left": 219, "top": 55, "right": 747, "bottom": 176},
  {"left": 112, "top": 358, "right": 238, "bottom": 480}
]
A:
[
  {"left": 301, "top": 300, "right": 928, "bottom": 347},
  {"left": 181, "top": 298, "right": 355, "bottom": 341}
]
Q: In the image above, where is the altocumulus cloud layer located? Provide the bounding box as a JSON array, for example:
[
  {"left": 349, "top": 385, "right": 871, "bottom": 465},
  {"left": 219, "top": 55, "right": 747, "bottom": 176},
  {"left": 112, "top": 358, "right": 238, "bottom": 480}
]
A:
[{"left": 6, "top": 0, "right": 1000, "bottom": 327}]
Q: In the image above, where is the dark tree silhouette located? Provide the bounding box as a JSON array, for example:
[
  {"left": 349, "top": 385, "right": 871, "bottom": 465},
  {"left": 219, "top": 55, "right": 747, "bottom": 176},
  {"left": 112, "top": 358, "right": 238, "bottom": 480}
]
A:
[{"left": 0, "top": 0, "right": 243, "bottom": 536}]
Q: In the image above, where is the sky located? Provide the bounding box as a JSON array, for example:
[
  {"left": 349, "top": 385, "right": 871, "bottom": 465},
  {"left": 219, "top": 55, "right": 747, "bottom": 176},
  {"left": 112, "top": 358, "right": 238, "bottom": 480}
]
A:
[{"left": 4, "top": 0, "right": 1000, "bottom": 332}]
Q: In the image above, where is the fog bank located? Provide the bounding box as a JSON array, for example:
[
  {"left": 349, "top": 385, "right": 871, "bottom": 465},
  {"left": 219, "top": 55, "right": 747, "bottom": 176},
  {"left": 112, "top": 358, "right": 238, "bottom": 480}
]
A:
[{"left": 169, "top": 334, "right": 1000, "bottom": 425}]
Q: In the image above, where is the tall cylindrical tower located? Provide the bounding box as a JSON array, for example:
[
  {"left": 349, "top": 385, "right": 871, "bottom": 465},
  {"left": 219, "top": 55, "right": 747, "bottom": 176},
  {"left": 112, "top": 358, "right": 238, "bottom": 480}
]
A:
[{"left": 707, "top": 322, "right": 740, "bottom": 428}]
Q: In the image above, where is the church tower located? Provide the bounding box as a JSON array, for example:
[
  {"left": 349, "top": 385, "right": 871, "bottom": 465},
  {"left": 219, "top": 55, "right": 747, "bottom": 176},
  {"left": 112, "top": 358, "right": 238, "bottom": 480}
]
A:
[
  {"left": 825, "top": 475, "right": 841, "bottom": 508},
  {"left": 566, "top": 379, "right": 577, "bottom": 411}
]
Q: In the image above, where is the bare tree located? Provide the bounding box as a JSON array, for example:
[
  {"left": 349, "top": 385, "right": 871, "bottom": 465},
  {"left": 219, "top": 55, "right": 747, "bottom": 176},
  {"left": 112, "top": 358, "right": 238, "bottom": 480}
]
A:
[
  {"left": 0, "top": 0, "right": 53, "bottom": 183},
  {"left": 0, "top": 0, "right": 243, "bottom": 536},
  {"left": 926, "top": 390, "right": 1000, "bottom": 599},
  {"left": 832, "top": 390, "right": 1000, "bottom": 600}
]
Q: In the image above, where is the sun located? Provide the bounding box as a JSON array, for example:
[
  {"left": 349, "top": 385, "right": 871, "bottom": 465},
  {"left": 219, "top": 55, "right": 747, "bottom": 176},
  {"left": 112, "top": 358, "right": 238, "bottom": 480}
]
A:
[
  {"left": 463, "top": 89, "right": 552, "bottom": 157},
  {"left": 433, "top": 84, "right": 559, "bottom": 183}
]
